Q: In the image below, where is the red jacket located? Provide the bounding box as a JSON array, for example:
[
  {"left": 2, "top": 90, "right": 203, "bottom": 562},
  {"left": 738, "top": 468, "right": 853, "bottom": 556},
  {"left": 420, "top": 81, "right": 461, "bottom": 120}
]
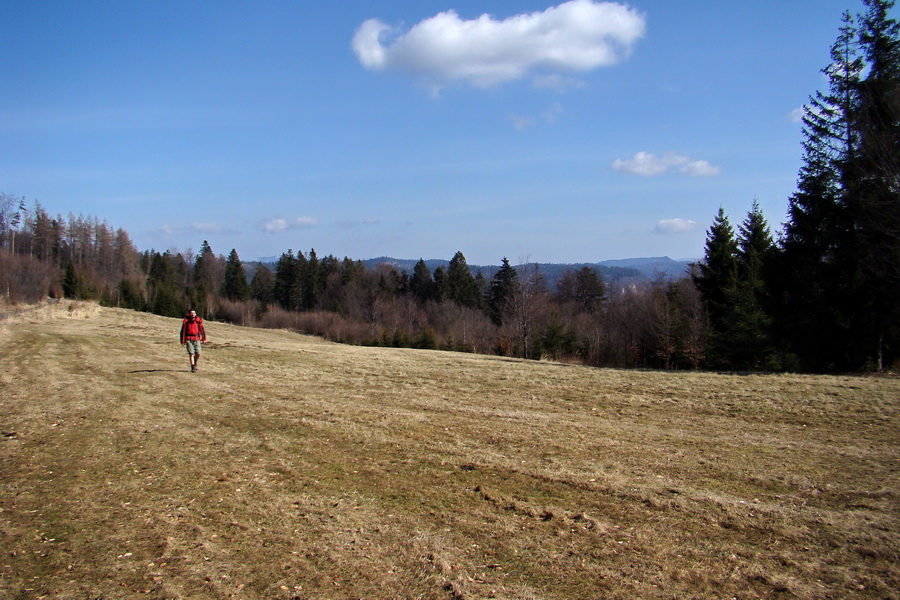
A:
[{"left": 180, "top": 316, "right": 206, "bottom": 344}]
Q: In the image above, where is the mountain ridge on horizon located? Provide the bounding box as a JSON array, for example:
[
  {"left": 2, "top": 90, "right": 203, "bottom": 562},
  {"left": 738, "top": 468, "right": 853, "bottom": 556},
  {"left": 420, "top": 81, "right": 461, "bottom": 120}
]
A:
[{"left": 254, "top": 254, "right": 695, "bottom": 281}]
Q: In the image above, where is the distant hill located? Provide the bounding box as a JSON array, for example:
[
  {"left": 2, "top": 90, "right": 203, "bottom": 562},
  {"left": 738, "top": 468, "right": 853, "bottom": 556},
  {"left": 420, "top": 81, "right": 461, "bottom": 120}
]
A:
[
  {"left": 255, "top": 255, "right": 694, "bottom": 285},
  {"left": 596, "top": 256, "right": 694, "bottom": 279},
  {"left": 360, "top": 256, "right": 694, "bottom": 285}
]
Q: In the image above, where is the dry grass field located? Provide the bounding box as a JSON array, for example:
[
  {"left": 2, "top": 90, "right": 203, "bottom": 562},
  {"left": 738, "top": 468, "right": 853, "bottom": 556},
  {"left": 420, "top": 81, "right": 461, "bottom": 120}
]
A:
[{"left": 1, "top": 302, "right": 898, "bottom": 599}]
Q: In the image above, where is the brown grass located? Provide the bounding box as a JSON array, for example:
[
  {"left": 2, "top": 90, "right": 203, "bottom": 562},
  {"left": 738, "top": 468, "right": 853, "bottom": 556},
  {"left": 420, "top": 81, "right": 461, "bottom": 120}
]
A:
[{"left": 1, "top": 304, "right": 898, "bottom": 599}]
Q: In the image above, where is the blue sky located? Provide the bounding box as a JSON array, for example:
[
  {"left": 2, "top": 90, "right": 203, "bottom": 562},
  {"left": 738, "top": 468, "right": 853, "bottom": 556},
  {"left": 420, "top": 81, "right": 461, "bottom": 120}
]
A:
[{"left": 1, "top": 0, "right": 882, "bottom": 265}]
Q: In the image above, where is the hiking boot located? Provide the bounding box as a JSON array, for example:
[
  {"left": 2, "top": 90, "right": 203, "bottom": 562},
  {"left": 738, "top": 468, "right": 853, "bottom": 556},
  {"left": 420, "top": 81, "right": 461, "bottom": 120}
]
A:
[{"left": 191, "top": 364, "right": 196, "bottom": 373}]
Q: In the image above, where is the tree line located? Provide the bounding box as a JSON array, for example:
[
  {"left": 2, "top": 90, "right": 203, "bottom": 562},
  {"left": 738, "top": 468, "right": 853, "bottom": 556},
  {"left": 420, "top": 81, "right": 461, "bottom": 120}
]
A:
[
  {"left": 694, "top": 0, "right": 899, "bottom": 372},
  {"left": 0, "top": 202, "right": 707, "bottom": 370},
  {"left": 1, "top": 0, "right": 896, "bottom": 372}
]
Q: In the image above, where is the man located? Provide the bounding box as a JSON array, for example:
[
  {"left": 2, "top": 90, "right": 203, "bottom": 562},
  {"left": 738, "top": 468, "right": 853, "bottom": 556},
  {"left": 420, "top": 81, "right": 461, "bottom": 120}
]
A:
[{"left": 180, "top": 309, "right": 207, "bottom": 372}]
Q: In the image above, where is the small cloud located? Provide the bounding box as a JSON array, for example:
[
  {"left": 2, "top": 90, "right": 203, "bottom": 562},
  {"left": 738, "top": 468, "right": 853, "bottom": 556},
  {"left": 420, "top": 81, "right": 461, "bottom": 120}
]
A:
[
  {"left": 260, "top": 217, "right": 318, "bottom": 234},
  {"left": 612, "top": 151, "right": 720, "bottom": 177},
  {"left": 612, "top": 151, "right": 682, "bottom": 176},
  {"left": 788, "top": 107, "right": 805, "bottom": 123},
  {"left": 679, "top": 159, "right": 720, "bottom": 177},
  {"left": 353, "top": 0, "right": 646, "bottom": 92},
  {"left": 654, "top": 218, "right": 697, "bottom": 234}
]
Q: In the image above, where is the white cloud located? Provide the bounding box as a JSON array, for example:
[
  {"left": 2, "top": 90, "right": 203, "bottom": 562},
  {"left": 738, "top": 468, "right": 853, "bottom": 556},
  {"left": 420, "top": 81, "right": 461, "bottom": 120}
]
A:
[
  {"left": 654, "top": 218, "right": 697, "bottom": 234},
  {"left": 260, "top": 217, "right": 318, "bottom": 234},
  {"left": 612, "top": 151, "right": 720, "bottom": 177},
  {"left": 352, "top": 0, "right": 646, "bottom": 91},
  {"left": 788, "top": 107, "right": 805, "bottom": 123},
  {"left": 679, "top": 159, "right": 720, "bottom": 177}
]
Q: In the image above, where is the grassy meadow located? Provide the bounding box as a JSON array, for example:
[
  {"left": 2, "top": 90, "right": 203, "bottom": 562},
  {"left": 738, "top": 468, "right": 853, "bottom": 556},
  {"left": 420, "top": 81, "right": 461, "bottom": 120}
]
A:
[{"left": 0, "top": 302, "right": 897, "bottom": 599}]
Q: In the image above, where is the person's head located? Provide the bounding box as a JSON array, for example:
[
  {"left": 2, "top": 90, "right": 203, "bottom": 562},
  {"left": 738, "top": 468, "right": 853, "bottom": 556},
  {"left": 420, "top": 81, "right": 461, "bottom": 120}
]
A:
[{"left": 188, "top": 310, "right": 197, "bottom": 319}]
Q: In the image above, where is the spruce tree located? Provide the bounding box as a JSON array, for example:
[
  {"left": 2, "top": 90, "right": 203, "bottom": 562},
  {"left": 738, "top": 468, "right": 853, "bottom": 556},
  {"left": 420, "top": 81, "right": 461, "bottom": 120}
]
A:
[
  {"left": 777, "top": 0, "right": 899, "bottom": 370},
  {"left": 301, "top": 249, "right": 321, "bottom": 310},
  {"left": 192, "top": 240, "right": 217, "bottom": 317},
  {"left": 488, "top": 257, "right": 519, "bottom": 326},
  {"left": 273, "top": 250, "right": 297, "bottom": 310},
  {"left": 850, "top": 0, "right": 900, "bottom": 370},
  {"left": 773, "top": 153, "right": 844, "bottom": 370},
  {"left": 222, "top": 249, "right": 251, "bottom": 301},
  {"left": 250, "top": 264, "right": 275, "bottom": 305},
  {"left": 447, "top": 251, "right": 479, "bottom": 308},
  {"left": 732, "top": 202, "right": 776, "bottom": 369},
  {"left": 410, "top": 259, "right": 435, "bottom": 302},
  {"left": 693, "top": 208, "right": 739, "bottom": 368}
]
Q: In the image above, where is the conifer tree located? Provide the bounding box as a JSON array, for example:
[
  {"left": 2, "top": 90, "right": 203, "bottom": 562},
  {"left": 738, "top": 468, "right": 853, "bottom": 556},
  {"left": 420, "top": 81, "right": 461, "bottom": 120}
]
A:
[
  {"left": 192, "top": 240, "right": 218, "bottom": 316},
  {"left": 693, "top": 208, "right": 739, "bottom": 368},
  {"left": 488, "top": 257, "right": 519, "bottom": 326},
  {"left": 273, "top": 250, "right": 297, "bottom": 310},
  {"left": 447, "top": 251, "right": 479, "bottom": 308},
  {"left": 410, "top": 259, "right": 435, "bottom": 302},
  {"left": 250, "top": 264, "right": 275, "bottom": 305},
  {"left": 147, "top": 251, "right": 184, "bottom": 317},
  {"left": 732, "top": 202, "right": 776, "bottom": 369},
  {"left": 777, "top": 0, "right": 899, "bottom": 370},
  {"left": 432, "top": 266, "right": 448, "bottom": 302},
  {"left": 222, "top": 249, "right": 251, "bottom": 302},
  {"left": 850, "top": 0, "right": 900, "bottom": 369},
  {"left": 301, "top": 249, "right": 321, "bottom": 310}
]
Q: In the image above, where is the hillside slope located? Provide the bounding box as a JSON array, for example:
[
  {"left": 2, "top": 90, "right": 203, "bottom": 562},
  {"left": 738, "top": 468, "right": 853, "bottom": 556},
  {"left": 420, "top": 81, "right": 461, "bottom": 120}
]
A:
[{"left": 1, "top": 303, "right": 898, "bottom": 599}]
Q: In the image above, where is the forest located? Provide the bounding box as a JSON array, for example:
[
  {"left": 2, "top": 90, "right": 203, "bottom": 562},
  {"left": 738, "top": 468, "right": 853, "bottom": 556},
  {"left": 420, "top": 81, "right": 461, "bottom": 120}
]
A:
[{"left": 1, "top": 0, "right": 897, "bottom": 373}]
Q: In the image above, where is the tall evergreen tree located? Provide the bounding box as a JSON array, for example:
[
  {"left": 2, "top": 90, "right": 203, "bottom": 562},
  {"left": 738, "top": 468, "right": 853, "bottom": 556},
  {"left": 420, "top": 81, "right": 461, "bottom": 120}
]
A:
[
  {"left": 250, "top": 264, "right": 275, "bottom": 305},
  {"left": 488, "top": 257, "right": 519, "bottom": 326},
  {"left": 693, "top": 208, "right": 739, "bottom": 368},
  {"left": 777, "top": 0, "right": 899, "bottom": 370},
  {"left": 273, "top": 250, "right": 297, "bottom": 310},
  {"left": 221, "top": 249, "right": 251, "bottom": 302},
  {"left": 446, "top": 251, "right": 479, "bottom": 308},
  {"left": 192, "top": 240, "right": 218, "bottom": 316},
  {"left": 432, "top": 266, "right": 448, "bottom": 302},
  {"left": 850, "top": 0, "right": 900, "bottom": 369},
  {"left": 410, "top": 259, "right": 435, "bottom": 302},
  {"left": 301, "top": 248, "right": 321, "bottom": 310},
  {"left": 732, "top": 202, "right": 776, "bottom": 369},
  {"left": 147, "top": 251, "right": 184, "bottom": 317}
]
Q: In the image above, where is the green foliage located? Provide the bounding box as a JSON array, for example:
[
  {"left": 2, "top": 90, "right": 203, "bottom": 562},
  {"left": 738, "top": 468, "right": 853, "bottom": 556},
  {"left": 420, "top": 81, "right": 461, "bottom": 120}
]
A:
[
  {"left": 8, "top": 0, "right": 894, "bottom": 374},
  {"left": 410, "top": 259, "right": 436, "bottom": 302},
  {"left": 221, "top": 249, "right": 251, "bottom": 302},
  {"left": 773, "top": 0, "right": 900, "bottom": 371},
  {"left": 447, "top": 251, "right": 480, "bottom": 308},
  {"left": 250, "top": 264, "right": 275, "bottom": 304},
  {"left": 488, "top": 257, "right": 519, "bottom": 326}
]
